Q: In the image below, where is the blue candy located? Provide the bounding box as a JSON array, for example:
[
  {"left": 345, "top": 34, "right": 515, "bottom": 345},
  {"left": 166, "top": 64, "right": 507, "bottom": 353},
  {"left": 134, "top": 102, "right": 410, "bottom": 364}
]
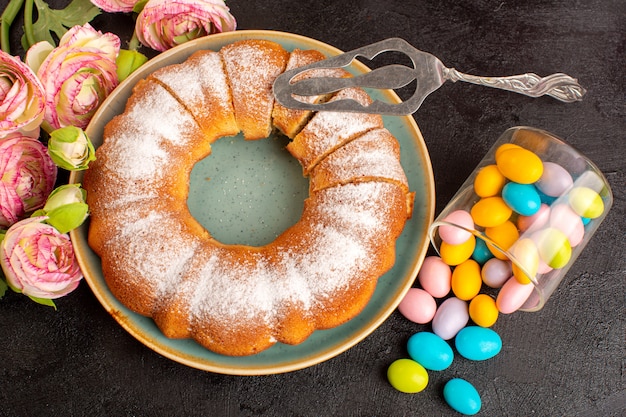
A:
[
  {"left": 455, "top": 326, "right": 502, "bottom": 361},
  {"left": 471, "top": 237, "right": 494, "bottom": 264},
  {"left": 502, "top": 182, "right": 541, "bottom": 216},
  {"left": 534, "top": 184, "right": 558, "bottom": 205},
  {"left": 444, "top": 378, "right": 481, "bottom": 415},
  {"left": 407, "top": 331, "right": 454, "bottom": 371}
]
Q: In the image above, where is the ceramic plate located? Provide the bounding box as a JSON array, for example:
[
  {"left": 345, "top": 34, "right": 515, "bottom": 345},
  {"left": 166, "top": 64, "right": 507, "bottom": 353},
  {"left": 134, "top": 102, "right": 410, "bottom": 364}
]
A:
[{"left": 70, "top": 30, "right": 435, "bottom": 375}]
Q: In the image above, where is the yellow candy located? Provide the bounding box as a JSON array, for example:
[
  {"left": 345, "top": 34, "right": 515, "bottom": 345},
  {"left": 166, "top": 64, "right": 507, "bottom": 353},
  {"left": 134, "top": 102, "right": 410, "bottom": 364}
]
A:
[
  {"left": 470, "top": 197, "right": 512, "bottom": 228},
  {"left": 440, "top": 235, "right": 476, "bottom": 266},
  {"left": 474, "top": 164, "right": 507, "bottom": 197},
  {"left": 485, "top": 220, "right": 520, "bottom": 260},
  {"left": 568, "top": 187, "right": 604, "bottom": 219},
  {"left": 495, "top": 143, "right": 521, "bottom": 159},
  {"left": 496, "top": 147, "right": 544, "bottom": 184},
  {"left": 469, "top": 294, "right": 499, "bottom": 327},
  {"left": 387, "top": 359, "right": 429, "bottom": 393},
  {"left": 510, "top": 238, "right": 539, "bottom": 284},
  {"left": 451, "top": 259, "right": 482, "bottom": 300}
]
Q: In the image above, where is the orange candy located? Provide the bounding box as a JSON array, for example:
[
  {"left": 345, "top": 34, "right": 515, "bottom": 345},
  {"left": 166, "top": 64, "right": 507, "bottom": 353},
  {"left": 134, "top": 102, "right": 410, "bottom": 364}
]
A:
[
  {"left": 440, "top": 235, "right": 476, "bottom": 266},
  {"left": 474, "top": 164, "right": 507, "bottom": 197},
  {"left": 469, "top": 294, "right": 499, "bottom": 327},
  {"left": 485, "top": 220, "right": 520, "bottom": 260},
  {"left": 470, "top": 197, "right": 512, "bottom": 228},
  {"left": 451, "top": 259, "right": 482, "bottom": 301}
]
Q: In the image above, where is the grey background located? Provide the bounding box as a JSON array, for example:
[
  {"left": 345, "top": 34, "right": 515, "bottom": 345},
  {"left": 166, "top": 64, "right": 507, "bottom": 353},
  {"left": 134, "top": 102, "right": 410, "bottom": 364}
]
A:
[{"left": 1, "top": 0, "right": 624, "bottom": 416}]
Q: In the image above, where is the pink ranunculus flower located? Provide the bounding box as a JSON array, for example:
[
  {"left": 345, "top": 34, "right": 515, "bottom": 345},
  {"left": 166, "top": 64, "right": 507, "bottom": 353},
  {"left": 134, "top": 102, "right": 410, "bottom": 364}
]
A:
[
  {"left": 0, "top": 134, "right": 57, "bottom": 228},
  {"left": 29, "top": 23, "right": 120, "bottom": 130},
  {"left": 0, "top": 216, "right": 82, "bottom": 299},
  {"left": 0, "top": 50, "right": 46, "bottom": 139},
  {"left": 90, "top": 0, "right": 141, "bottom": 13},
  {"left": 135, "top": 0, "right": 237, "bottom": 52}
]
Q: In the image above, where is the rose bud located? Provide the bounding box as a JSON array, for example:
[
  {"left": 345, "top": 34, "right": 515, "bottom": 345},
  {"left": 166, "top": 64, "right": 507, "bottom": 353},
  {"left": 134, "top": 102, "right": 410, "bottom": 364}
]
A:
[
  {"left": 48, "top": 125, "right": 96, "bottom": 170},
  {"left": 90, "top": 0, "right": 142, "bottom": 13},
  {"left": 116, "top": 49, "right": 149, "bottom": 82},
  {"left": 37, "top": 184, "right": 89, "bottom": 234},
  {"left": 0, "top": 216, "right": 83, "bottom": 300}
]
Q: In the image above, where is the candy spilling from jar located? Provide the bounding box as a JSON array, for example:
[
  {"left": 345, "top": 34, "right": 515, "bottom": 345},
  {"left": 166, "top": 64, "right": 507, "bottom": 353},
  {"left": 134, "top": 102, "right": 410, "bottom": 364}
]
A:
[
  {"left": 387, "top": 138, "right": 611, "bottom": 414},
  {"left": 435, "top": 141, "right": 607, "bottom": 312}
]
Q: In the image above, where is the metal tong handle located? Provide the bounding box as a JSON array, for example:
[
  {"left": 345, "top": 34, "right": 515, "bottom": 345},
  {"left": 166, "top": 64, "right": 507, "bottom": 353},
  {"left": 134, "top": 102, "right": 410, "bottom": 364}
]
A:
[{"left": 442, "top": 68, "right": 586, "bottom": 103}]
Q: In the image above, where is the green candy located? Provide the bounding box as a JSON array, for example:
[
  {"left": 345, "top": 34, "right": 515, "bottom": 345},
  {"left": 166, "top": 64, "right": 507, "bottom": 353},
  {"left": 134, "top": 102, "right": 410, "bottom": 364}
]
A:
[
  {"left": 569, "top": 187, "right": 604, "bottom": 219},
  {"left": 535, "top": 228, "right": 572, "bottom": 269}
]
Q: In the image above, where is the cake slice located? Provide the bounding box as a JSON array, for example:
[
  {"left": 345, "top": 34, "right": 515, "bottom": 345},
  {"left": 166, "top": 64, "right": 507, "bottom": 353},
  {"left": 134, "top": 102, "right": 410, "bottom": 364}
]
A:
[
  {"left": 221, "top": 39, "right": 289, "bottom": 140},
  {"left": 149, "top": 50, "right": 239, "bottom": 142},
  {"left": 287, "top": 87, "right": 383, "bottom": 174},
  {"left": 94, "top": 200, "right": 204, "bottom": 317},
  {"left": 83, "top": 79, "right": 206, "bottom": 217},
  {"left": 271, "top": 181, "right": 409, "bottom": 331},
  {"left": 310, "top": 128, "right": 409, "bottom": 192}
]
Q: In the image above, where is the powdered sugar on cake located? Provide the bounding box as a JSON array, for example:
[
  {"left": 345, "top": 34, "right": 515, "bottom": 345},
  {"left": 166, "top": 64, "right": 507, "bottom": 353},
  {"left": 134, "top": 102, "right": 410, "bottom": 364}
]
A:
[
  {"left": 84, "top": 39, "right": 413, "bottom": 356},
  {"left": 116, "top": 209, "right": 198, "bottom": 295},
  {"left": 150, "top": 51, "right": 236, "bottom": 136},
  {"left": 188, "top": 182, "right": 393, "bottom": 325},
  {"left": 311, "top": 128, "right": 409, "bottom": 191},
  {"left": 288, "top": 87, "right": 384, "bottom": 172}
]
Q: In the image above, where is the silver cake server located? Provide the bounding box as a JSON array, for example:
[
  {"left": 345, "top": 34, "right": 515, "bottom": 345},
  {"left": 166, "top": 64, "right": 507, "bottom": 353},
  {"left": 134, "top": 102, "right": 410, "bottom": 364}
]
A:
[{"left": 273, "top": 38, "right": 586, "bottom": 115}]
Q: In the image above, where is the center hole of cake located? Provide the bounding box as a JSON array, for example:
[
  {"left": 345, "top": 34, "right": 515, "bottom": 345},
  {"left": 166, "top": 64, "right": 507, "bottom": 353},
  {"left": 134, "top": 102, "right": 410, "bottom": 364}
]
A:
[{"left": 187, "top": 132, "right": 309, "bottom": 246}]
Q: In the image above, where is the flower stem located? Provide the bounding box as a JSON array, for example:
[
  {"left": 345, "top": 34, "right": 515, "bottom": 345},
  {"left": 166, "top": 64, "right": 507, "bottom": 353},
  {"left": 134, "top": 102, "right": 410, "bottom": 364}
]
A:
[
  {"left": 0, "top": 0, "right": 25, "bottom": 54},
  {"left": 41, "top": 119, "right": 54, "bottom": 135},
  {"left": 128, "top": 30, "right": 140, "bottom": 51},
  {"left": 23, "top": 0, "right": 36, "bottom": 49}
]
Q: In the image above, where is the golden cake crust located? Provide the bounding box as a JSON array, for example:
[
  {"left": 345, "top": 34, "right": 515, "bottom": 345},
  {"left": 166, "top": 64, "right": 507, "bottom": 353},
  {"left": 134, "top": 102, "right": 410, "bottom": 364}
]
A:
[{"left": 84, "top": 39, "right": 415, "bottom": 356}]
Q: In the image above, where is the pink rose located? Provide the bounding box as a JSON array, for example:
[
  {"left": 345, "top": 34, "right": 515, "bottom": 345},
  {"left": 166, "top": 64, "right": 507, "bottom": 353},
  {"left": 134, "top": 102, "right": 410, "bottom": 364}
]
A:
[
  {"left": 29, "top": 23, "right": 120, "bottom": 130},
  {"left": 0, "top": 134, "right": 57, "bottom": 228},
  {"left": 0, "top": 50, "right": 46, "bottom": 139},
  {"left": 0, "top": 216, "right": 82, "bottom": 299},
  {"left": 135, "top": 0, "right": 236, "bottom": 52},
  {"left": 90, "top": 0, "right": 141, "bottom": 13}
]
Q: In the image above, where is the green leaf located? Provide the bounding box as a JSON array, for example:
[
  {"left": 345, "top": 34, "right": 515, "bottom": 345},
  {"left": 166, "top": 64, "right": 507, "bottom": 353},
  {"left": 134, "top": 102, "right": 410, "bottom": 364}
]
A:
[
  {"left": 132, "top": 0, "right": 149, "bottom": 14},
  {"left": 28, "top": 295, "right": 57, "bottom": 309},
  {"left": 22, "top": 0, "right": 101, "bottom": 50},
  {"left": 0, "top": 230, "right": 7, "bottom": 299},
  {"left": 116, "top": 49, "right": 149, "bottom": 81},
  {"left": 0, "top": 277, "right": 8, "bottom": 299},
  {"left": 45, "top": 202, "right": 89, "bottom": 234}
]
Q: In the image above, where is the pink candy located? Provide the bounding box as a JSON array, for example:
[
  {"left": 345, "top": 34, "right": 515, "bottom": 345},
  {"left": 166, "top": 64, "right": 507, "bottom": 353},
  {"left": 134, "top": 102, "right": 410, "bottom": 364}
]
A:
[
  {"left": 438, "top": 210, "right": 474, "bottom": 245},
  {"left": 418, "top": 256, "right": 452, "bottom": 298},
  {"left": 397, "top": 288, "right": 437, "bottom": 324},
  {"left": 496, "top": 277, "right": 535, "bottom": 314}
]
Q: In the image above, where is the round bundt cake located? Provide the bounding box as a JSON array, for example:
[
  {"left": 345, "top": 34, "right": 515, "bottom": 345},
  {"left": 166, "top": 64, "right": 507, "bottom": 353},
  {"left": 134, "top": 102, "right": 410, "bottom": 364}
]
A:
[{"left": 83, "top": 39, "right": 415, "bottom": 356}]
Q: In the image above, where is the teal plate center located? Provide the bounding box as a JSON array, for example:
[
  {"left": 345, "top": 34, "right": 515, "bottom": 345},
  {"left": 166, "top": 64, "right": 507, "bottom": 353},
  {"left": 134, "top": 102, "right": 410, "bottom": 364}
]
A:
[{"left": 188, "top": 133, "right": 308, "bottom": 246}]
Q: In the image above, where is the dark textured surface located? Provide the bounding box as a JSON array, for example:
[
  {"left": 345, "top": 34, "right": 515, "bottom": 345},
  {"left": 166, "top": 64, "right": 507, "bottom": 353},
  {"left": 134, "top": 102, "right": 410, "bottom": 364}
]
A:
[{"left": 1, "top": 1, "right": 624, "bottom": 416}]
